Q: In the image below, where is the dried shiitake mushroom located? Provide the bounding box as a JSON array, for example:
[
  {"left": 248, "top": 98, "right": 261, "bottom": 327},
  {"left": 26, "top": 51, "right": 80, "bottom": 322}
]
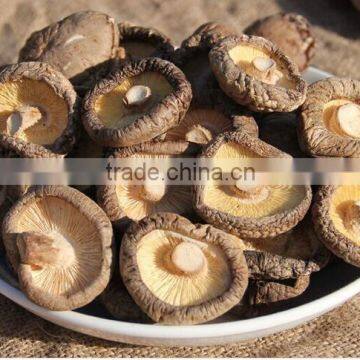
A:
[
  {"left": 209, "top": 35, "right": 307, "bottom": 112},
  {"left": 2, "top": 186, "right": 114, "bottom": 310},
  {"left": 313, "top": 186, "right": 360, "bottom": 268},
  {"left": 194, "top": 131, "right": 312, "bottom": 238},
  {"left": 163, "top": 98, "right": 258, "bottom": 154},
  {"left": 120, "top": 212, "right": 249, "bottom": 325},
  {"left": 298, "top": 77, "right": 360, "bottom": 157},
  {"left": 259, "top": 112, "right": 306, "bottom": 157},
  {"left": 82, "top": 58, "right": 192, "bottom": 147},
  {"left": 243, "top": 216, "right": 330, "bottom": 280},
  {"left": 245, "top": 13, "right": 315, "bottom": 72},
  {"left": 0, "top": 62, "right": 77, "bottom": 158},
  {"left": 19, "top": 11, "right": 119, "bottom": 89},
  {"left": 247, "top": 275, "right": 310, "bottom": 306},
  {"left": 97, "top": 142, "right": 193, "bottom": 229},
  {"left": 173, "top": 22, "right": 237, "bottom": 105},
  {"left": 117, "top": 22, "right": 174, "bottom": 61},
  {"left": 101, "top": 273, "right": 151, "bottom": 323}
]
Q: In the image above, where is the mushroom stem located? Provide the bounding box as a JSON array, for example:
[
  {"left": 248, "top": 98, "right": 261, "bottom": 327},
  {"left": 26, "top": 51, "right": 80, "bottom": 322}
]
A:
[
  {"left": 336, "top": 103, "right": 360, "bottom": 138},
  {"left": 6, "top": 105, "right": 46, "bottom": 137},
  {"left": 16, "top": 231, "right": 75, "bottom": 269},
  {"left": 123, "top": 85, "right": 152, "bottom": 107},
  {"left": 141, "top": 178, "right": 167, "bottom": 202},
  {"left": 171, "top": 242, "right": 206, "bottom": 274},
  {"left": 252, "top": 56, "right": 283, "bottom": 85},
  {"left": 233, "top": 182, "right": 270, "bottom": 203},
  {"left": 185, "top": 124, "right": 213, "bottom": 145}
]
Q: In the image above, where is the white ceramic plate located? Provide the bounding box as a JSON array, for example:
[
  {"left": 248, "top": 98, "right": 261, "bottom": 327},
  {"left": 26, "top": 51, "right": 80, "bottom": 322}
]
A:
[{"left": 1, "top": 67, "right": 360, "bottom": 347}]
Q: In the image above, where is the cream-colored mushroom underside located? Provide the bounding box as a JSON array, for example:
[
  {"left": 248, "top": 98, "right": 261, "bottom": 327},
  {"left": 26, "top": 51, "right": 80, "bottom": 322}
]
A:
[
  {"left": 228, "top": 44, "right": 295, "bottom": 89},
  {"left": 136, "top": 229, "right": 232, "bottom": 306},
  {"left": 0, "top": 79, "right": 69, "bottom": 145},
  {"left": 94, "top": 72, "right": 173, "bottom": 129},
  {"left": 165, "top": 108, "right": 233, "bottom": 141},
  {"left": 10, "top": 196, "right": 102, "bottom": 295},
  {"left": 329, "top": 186, "right": 360, "bottom": 246},
  {"left": 203, "top": 142, "right": 306, "bottom": 217}
]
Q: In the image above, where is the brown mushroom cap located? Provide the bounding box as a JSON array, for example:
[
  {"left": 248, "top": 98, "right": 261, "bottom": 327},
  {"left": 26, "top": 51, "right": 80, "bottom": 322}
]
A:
[
  {"left": 298, "top": 77, "right": 360, "bottom": 157},
  {"left": 243, "top": 215, "right": 330, "bottom": 280},
  {"left": 101, "top": 273, "right": 152, "bottom": 323},
  {"left": 120, "top": 212, "right": 249, "bottom": 325},
  {"left": 194, "top": 131, "right": 312, "bottom": 239},
  {"left": 19, "top": 11, "right": 119, "bottom": 87},
  {"left": 209, "top": 35, "right": 307, "bottom": 112},
  {"left": 0, "top": 62, "right": 77, "bottom": 158},
  {"left": 259, "top": 112, "right": 306, "bottom": 157},
  {"left": 118, "top": 22, "right": 174, "bottom": 61},
  {"left": 82, "top": 58, "right": 192, "bottom": 147},
  {"left": 313, "top": 186, "right": 360, "bottom": 267},
  {"left": 97, "top": 142, "right": 194, "bottom": 230},
  {"left": 245, "top": 13, "right": 315, "bottom": 72},
  {"left": 2, "top": 186, "right": 114, "bottom": 311},
  {"left": 247, "top": 275, "right": 310, "bottom": 305}
]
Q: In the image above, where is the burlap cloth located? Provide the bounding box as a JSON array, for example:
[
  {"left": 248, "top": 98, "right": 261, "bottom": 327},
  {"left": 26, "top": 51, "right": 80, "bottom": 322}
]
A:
[{"left": 0, "top": 0, "right": 360, "bottom": 357}]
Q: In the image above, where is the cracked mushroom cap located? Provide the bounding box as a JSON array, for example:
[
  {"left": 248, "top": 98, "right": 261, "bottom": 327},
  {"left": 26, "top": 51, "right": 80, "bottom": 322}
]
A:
[
  {"left": 120, "top": 212, "right": 249, "bottom": 325},
  {"left": 163, "top": 98, "right": 259, "bottom": 155},
  {"left": 259, "top": 112, "right": 306, "bottom": 157},
  {"left": 82, "top": 58, "right": 192, "bottom": 147},
  {"left": 313, "top": 186, "right": 360, "bottom": 268},
  {"left": 247, "top": 275, "right": 310, "bottom": 306},
  {"left": 194, "top": 131, "right": 312, "bottom": 238},
  {"left": 19, "top": 11, "right": 119, "bottom": 88},
  {"left": 245, "top": 13, "right": 315, "bottom": 72},
  {"left": 209, "top": 35, "right": 307, "bottom": 112},
  {"left": 298, "top": 77, "right": 360, "bottom": 157},
  {"left": 117, "top": 22, "right": 174, "bottom": 62},
  {"left": 243, "top": 215, "right": 330, "bottom": 280},
  {"left": 0, "top": 62, "right": 77, "bottom": 158},
  {"left": 97, "top": 142, "right": 194, "bottom": 229},
  {"left": 2, "top": 186, "right": 114, "bottom": 311}
]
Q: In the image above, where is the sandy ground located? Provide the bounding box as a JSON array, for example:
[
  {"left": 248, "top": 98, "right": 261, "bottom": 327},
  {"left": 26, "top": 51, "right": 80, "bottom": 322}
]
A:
[{"left": 0, "top": 0, "right": 359, "bottom": 78}]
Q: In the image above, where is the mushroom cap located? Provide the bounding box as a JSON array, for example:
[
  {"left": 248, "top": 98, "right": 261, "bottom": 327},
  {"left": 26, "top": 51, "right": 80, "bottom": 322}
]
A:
[
  {"left": 209, "top": 35, "right": 307, "bottom": 112},
  {"left": 245, "top": 13, "right": 315, "bottom": 72},
  {"left": 97, "top": 142, "right": 194, "bottom": 230},
  {"left": 247, "top": 275, "right": 310, "bottom": 306},
  {"left": 82, "top": 58, "right": 192, "bottom": 147},
  {"left": 298, "top": 77, "right": 360, "bottom": 157},
  {"left": 2, "top": 186, "right": 114, "bottom": 310},
  {"left": 259, "top": 112, "right": 306, "bottom": 157},
  {"left": 19, "top": 11, "right": 119, "bottom": 86},
  {"left": 194, "top": 131, "right": 312, "bottom": 238},
  {"left": 243, "top": 215, "right": 331, "bottom": 280},
  {"left": 313, "top": 186, "right": 360, "bottom": 267},
  {"left": 118, "top": 22, "right": 175, "bottom": 61},
  {"left": 120, "top": 212, "right": 248, "bottom": 325},
  {"left": 0, "top": 62, "right": 77, "bottom": 158}
]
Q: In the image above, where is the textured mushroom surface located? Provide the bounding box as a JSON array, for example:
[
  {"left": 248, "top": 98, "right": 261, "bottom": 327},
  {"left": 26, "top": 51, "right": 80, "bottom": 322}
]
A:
[
  {"left": 313, "top": 186, "right": 360, "bottom": 267},
  {"left": 194, "top": 131, "right": 312, "bottom": 239},
  {"left": 243, "top": 216, "right": 330, "bottom": 279},
  {"left": 98, "top": 142, "right": 193, "bottom": 229},
  {"left": 120, "top": 212, "right": 249, "bottom": 325},
  {"left": 209, "top": 35, "right": 307, "bottom": 112},
  {"left": 2, "top": 186, "right": 114, "bottom": 310},
  {"left": 259, "top": 112, "right": 306, "bottom": 157},
  {"left": 0, "top": 62, "right": 77, "bottom": 158},
  {"left": 173, "top": 22, "right": 237, "bottom": 106},
  {"left": 19, "top": 11, "right": 119, "bottom": 87},
  {"left": 245, "top": 13, "right": 315, "bottom": 72},
  {"left": 118, "top": 22, "right": 174, "bottom": 61},
  {"left": 247, "top": 275, "right": 310, "bottom": 305},
  {"left": 298, "top": 77, "right": 360, "bottom": 157},
  {"left": 82, "top": 58, "right": 192, "bottom": 147}
]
